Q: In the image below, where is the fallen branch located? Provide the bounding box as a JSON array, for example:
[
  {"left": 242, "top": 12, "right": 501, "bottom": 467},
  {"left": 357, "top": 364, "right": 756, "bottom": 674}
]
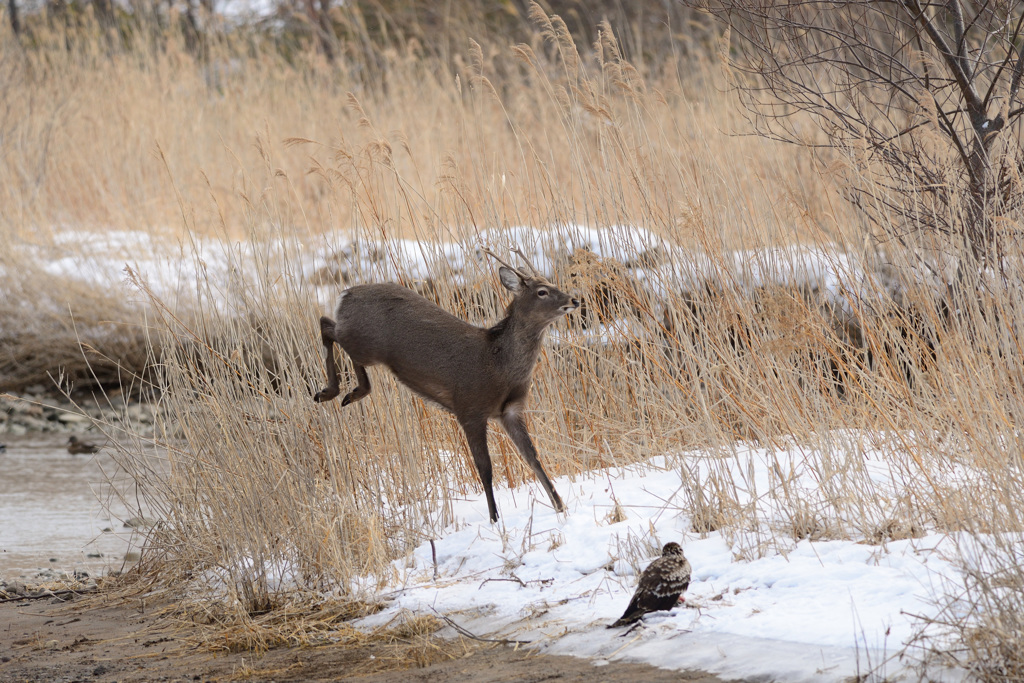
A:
[
  {"left": 428, "top": 607, "right": 532, "bottom": 645},
  {"left": 0, "top": 587, "right": 98, "bottom": 604},
  {"left": 479, "top": 576, "right": 526, "bottom": 590}
]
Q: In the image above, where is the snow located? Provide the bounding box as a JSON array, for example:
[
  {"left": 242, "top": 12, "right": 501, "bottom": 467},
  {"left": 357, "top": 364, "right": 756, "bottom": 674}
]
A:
[
  {"left": 355, "top": 449, "right": 967, "bottom": 682},
  {"left": 215, "top": 0, "right": 278, "bottom": 20},
  {"left": 4, "top": 224, "right": 979, "bottom": 679},
  {"left": 4, "top": 224, "right": 877, "bottom": 329}
]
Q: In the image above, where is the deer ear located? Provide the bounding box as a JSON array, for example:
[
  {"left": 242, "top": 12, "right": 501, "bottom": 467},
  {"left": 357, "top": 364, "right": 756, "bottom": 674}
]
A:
[{"left": 498, "top": 266, "right": 524, "bottom": 293}]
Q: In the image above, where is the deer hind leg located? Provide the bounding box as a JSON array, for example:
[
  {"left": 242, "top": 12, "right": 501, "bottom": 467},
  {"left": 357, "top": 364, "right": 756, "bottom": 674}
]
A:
[
  {"left": 314, "top": 316, "right": 342, "bottom": 403},
  {"left": 501, "top": 408, "right": 566, "bottom": 513},
  {"left": 341, "top": 364, "right": 371, "bottom": 406},
  {"left": 460, "top": 416, "right": 499, "bottom": 522}
]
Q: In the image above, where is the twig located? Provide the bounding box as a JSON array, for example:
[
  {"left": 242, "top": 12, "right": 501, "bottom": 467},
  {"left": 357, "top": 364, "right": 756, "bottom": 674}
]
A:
[
  {"left": 618, "top": 621, "right": 645, "bottom": 637},
  {"left": 479, "top": 576, "right": 526, "bottom": 590},
  {"left": 428, "top": 607, "right": 532, "bottom": 645},
  {"left": 430, "top": 539, "right": 439, "bottom": 581}
]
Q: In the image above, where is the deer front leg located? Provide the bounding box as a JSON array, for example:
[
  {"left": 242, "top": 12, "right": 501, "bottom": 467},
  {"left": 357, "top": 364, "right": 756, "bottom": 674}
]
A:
[
  {"left": 501, "top": 407, "right": 565, "bottom": 513},
  {"left": 314, "top": 316, "right": 341, "bottom": 403},
  {"left": 460, "top": 416, "right": 499, "bottom": 522}
]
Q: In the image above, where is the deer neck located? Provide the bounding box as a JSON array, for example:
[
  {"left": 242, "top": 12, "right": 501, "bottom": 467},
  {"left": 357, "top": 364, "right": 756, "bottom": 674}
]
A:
[{"left": 488, "top": 311, "right": 547, "bottom": 378}]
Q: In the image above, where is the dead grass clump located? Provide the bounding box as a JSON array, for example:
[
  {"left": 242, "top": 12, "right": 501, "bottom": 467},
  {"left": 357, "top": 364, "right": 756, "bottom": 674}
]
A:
[
  {"left": 685, "top": 469, "right": 743, "bottom": 537},
  {"left": 180, "top": 598, "right": 383, "bottom": 654},
  {"left": 565, "top": 249, "right": 660, "bottom": 331},
  {"left": 382, "top": 613, "right": 445, "bottom": 641},
  {"left": 0, "top": 262, "right": 152, "bottom": 393},
  {"left": 193, "top": 605, "right": 468, "bottom": 677},
  {"left": 861, "top": 516, "right": 926, "bottom": 546},
  {"left": 169, "top": 595, "right": 462, "bottom": 670},
  {"left": 604, "top": 500, "right": 628, "bottom": 525},
  {"left": 783, "top": 502, "right": 831, "bottom": 542},
  {"left": 361, "top": 615, "right": 476, "bottom": 673}
]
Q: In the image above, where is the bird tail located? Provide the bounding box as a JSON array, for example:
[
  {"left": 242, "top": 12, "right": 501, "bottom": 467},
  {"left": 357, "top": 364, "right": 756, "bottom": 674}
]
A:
[{"left": 607, "top": 612, "right": 642, "bottom": 628}]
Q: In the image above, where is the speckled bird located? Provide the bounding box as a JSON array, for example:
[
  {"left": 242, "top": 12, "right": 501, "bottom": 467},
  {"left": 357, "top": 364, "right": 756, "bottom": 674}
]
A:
[{"left": 608, "top": 542, "right": 691, "bottom": 628}]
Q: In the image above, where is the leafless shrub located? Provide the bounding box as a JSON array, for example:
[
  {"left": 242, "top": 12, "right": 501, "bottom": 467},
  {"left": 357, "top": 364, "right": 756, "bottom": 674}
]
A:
[{"left": 695, "top": 1, "right": 1024, "bottom": 268}]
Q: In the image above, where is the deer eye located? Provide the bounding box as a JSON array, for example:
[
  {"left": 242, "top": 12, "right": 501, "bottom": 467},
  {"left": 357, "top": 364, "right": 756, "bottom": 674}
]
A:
[{"left": 537, "top": 288, "right": 549, "bottom": 298}]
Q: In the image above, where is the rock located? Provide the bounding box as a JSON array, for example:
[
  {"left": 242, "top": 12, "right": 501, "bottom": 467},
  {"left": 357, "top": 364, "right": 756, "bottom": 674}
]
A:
[
  {"left": 22, "top": 405, "right": 43, "bottom": 418},
  {"left": 0, "top": 391, "right": 158, "bottom": 437},
  {"left": 15, "top": 417, "right": 49, "bottom": 432},
  {"left": 4, "top": 580, "right": 27, "bottom": 596},
  {"left": 127, "top": 404, "right": 150, "bottom": 421},
  {"left": 123, "top": 517, "right": 158, "bottom": 529}
]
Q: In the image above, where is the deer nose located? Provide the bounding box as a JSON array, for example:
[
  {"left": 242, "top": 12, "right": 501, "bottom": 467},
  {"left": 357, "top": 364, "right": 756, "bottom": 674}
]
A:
[{"left": 565, "top": 297, "right": 581, "bottom": 312}]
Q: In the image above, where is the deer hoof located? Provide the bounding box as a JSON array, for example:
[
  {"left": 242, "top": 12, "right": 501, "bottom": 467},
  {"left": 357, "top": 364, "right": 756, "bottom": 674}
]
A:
[{"left": 314, "top": 388, "right": 339, "bottom": 403}]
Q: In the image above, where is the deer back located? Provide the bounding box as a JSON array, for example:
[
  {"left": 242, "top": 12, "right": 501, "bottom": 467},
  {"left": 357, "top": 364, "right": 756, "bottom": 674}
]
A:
[{"left": 332, "top": 268, "right": 577, "bottom": 417}]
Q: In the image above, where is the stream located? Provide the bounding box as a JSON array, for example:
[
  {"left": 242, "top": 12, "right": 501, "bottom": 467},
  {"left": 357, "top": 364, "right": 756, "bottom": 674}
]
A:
[{"left": 0, "top": 435, "right": 140, "bottom": 579}]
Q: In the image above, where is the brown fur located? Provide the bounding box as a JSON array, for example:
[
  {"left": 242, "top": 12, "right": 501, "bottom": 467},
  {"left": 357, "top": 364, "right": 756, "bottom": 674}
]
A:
[{"left": 314, "top": 266, "right": 579, "bottom": 522}]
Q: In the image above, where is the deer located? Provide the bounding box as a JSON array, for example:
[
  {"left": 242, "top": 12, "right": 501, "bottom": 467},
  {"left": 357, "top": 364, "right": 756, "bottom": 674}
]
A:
[{"left": 313, "top": 248, "right": 580, "bottom": 522}]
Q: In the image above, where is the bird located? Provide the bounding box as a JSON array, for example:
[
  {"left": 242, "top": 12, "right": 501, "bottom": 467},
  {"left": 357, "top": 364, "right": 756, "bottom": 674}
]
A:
[
  {"left": 608, "top": 542, "right": 691, "bottom": 628},
  {"left": 66, "top": 436, "right": 100, "bottom": 455}
]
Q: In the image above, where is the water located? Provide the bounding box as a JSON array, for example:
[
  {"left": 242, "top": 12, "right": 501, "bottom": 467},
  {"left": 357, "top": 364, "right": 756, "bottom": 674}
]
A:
[{"left": 0, "top": 435, "right": 141, "bottom": 579}]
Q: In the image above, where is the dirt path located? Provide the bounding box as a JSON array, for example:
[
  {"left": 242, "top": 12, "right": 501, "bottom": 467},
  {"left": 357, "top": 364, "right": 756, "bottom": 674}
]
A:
[{"left": 0, "top": 591, "right": 733, "bottom": 682}]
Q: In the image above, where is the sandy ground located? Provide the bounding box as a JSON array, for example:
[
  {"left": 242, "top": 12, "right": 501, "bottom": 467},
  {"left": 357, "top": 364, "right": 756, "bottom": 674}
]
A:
[{"left": 0, "top": 590, "right": 734, "bottom": 683}]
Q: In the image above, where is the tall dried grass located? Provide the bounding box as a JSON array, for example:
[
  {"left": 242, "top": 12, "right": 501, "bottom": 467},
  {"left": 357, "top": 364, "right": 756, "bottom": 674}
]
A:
[{"left": 4, "top": 6, "right": 1024, "bottom": 675}]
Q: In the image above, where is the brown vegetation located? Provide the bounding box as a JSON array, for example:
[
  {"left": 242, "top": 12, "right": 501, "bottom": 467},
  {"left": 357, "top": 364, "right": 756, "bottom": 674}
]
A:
[{"left": 1, "top": 2, "right": 1023, "bottom": 677}]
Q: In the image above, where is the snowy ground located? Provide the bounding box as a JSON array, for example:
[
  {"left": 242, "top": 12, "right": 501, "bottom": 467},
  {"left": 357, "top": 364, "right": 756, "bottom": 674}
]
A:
[
  {"left": 355, "top": 450, "right": 968, "bottom": 683},
  {"left": 4, "top": 225, "right": 882, "bottom": 325},
  {"left": 6, "top": 227, "right": 975, "bottom": 680}
]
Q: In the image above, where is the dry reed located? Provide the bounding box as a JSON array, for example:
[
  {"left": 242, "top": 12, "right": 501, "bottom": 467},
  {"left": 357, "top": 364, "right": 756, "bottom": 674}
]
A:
[{"left": 3, "top": 6, "right": 1023, "bottom": 676}]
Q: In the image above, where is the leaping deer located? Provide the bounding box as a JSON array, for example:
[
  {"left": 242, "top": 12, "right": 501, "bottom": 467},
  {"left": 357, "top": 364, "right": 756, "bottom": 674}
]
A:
[{"left": 314, "top": 247, "right": 579, "bottom": 522}]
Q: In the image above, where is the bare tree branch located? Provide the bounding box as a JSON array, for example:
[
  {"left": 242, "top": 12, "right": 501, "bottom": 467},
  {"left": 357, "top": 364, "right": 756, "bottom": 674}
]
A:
[
  {"left": 982, "top": 8, "right": 1024, "bottom": 108},
  {"left": 693, "top": 0, "right": 1024, "bottom": 264},
  {"left": 948, "top": 0, "right": 971, "bottom": 79},
  {"left": 901, "top": 0, "right": 983, "bottom": 113},
  {"left": 1007, "top": 38, "right": 1024, "bottom": 108}
]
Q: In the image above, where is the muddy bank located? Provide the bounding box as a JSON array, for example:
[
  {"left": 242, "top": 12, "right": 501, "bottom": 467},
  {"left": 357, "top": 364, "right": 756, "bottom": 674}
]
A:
[
  {"left": 0, "top": 590, "right": 735, "bottom": 683},
  {"left": 0, "top": 388, "right": 156, "bottom": 438}
]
